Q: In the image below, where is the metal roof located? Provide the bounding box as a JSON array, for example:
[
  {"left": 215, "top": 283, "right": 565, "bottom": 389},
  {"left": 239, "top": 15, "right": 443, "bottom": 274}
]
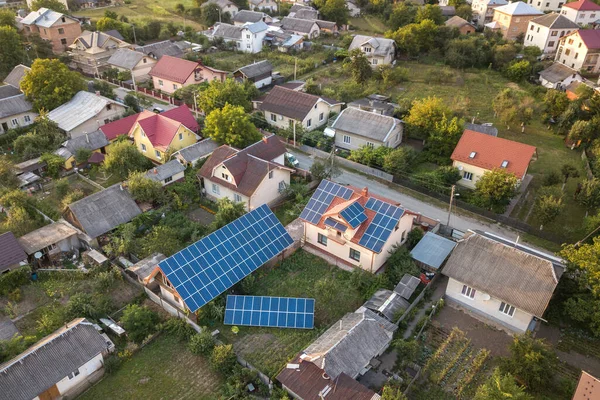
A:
[
  {"left": 0, "top": 94, "right": 33, "bottom": 119},
  {"left": 235, "top": 60, "right": 273, "bottom": 79},
  {"left": 47, "top": 91, "right": 123, "bottom": 133},
  {"left": 21, "top": 8, "right": 76, "bottom": 28},
  {"left": 363, "top": 289, "right": 409, "bottom": 321},
  {"left": 331, "top": 107, "right": 401, "bottom": 143},
  {"left": 349, "top": 35, "right": 396, "bottom": 58},
  {"left": 107, "top": 48, "right": 146, "bottom": 70},
  {"left": 146, "top": 159, "right": 186, "bottom": 182},
  {"left": 63, "top": 129, "right": 109, "bottom": 154},
  {"left": 173, "top": 138, "right": 219, "bottom": 164},
  {"left": 3, "top": 64, "right": 30, "bottom": 89},
  {"left": 410, "top": 232, "right": 456, "bottom": 270}
]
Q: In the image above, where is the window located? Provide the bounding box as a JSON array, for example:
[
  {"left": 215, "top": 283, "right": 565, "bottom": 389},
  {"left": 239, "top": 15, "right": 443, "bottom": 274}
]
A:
[
  {"left": 278, "top": 181, "right": 286, "bottom": 192},
  {"left": 546, "top": 2, "right": 549, "bottom": 7},
  {"left": 372, "top": 59, "right": 378, "bottom": 65},
  {"left": 461, "top": 285, "right": 476, "bottom": 299},
  {"left": 270, "top": 113, "right": 277, "bottom": 122},
  {"left": 592, "top": 13, "right": 596, "bottom": 18},
  {"left": 551, "top": 31, "right": 558, "bottom": 36},
  {"left": 366, "top": 142, "right": 374, "bottom": 149},
  {"left": 343, "top": 135, "right": 351, "bottom": 144},
  {"left": 60, "top": 38, "right": 67, "bottom": 45},
  {"left": 499, "top": 302, "right": 516, "bottom": 317},
  {"left": 212, "top": 183, "right": 220, "bottom": 194},
  {"left": 536, "top": 27, "right": 539, "bottom": 33},
  {"left": 364, "top": 47, "right": 372, "bottom": 53},
  {"left": 349, "top": 248, "right": 361, "bottom": 261},
  {"left": 58, "top": 28, "right": 64, "bottom": 34},
  {"left": 173, "top": 84, "right": 178, "bottom": 90},
  {"left": 317, "top": 233, "right": 327, "bottom": 246},
  {"left": 469, "top": 151, "right": 476, "bottom": 158},
  {"left": 61, "top": 17, "right": 65, "bottom": 22},
  {"left": 501, "top": 160, "right": 509, "bottom": 168},
  {"left": 24, "top": 115, "right": 31, "bottom": 123},
  {"left": 103, "top": 119, "right": 109, "bottom": 124},
  {"left": 179, "top": 132, "right": 183, "bottom": 141},
  {"left": 530, "top": 25, "right": 534, "bottom": 30},
  {"left": 164, "top": 176, "right": 173, "bottom": 183},
  {"left": 155, "top": 150, "right": 161, "bottom": 159},
  {"left": 106, "top": 104, "right": 112, "bottom": 111},
  {"left": 581, "top": 13, "right": 586, "bottom": 18},
  {"left": 548, "top": 41, "right": 555, "bottom": 47},
  {"left": 222, "top": 173, "right": 230, "bottom": 181},
  {"left": 306, "top": 119, "right": 312, "bottom": 128},
  {"left": 246, "top": 44, "right": 251, "bottom": 49},
  {"left": 401, "top": 230, "right": 407, "bottom": 242},
  {"left": 269, "top": 170, "right": 273, "bottom": 179},
  {"left": 68, "top": 369, "right": 81, "bottom": 379},
  {"left": 158, "top": 80, "right": 164, "bottom": 86},
  {"left": 234, "top": 193, "right": 242, "bottom": 202},
  {"left": 141, "top": 143, "right": 147, "bottom": 152},
  {"left": 143, "top": 58, "right": 147, "bottom": 63},
  {"left": 463, "top": 171, "right": 473, "bottom": 181},
  {"left": 568, "top": 38, "right": 574, "bottom": 44},
  {"left": 319, "top": 112, "right": 324, "bottom": 121},
  {"left": 11, "top": 118, "right": 18, "bottom": 127},
  {"left": 575, "top": 52, "right": 579, "bottom": 59}
]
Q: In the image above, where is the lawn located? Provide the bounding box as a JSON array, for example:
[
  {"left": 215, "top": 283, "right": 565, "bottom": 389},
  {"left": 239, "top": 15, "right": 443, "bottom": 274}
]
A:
[
  {"left": 349, "top": 16, "right": 388, "bottom": 34},
  {"left": 218, "top": 250, "right": 365, "bottom": 378},
  {"left": 80, "top": 334, "right": 222, "bottom": 400}
]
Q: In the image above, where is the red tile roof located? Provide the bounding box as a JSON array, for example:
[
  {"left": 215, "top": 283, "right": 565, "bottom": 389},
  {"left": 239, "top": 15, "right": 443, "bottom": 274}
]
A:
[
  {"left": 563, "top": 0, "right": 600, "bottom": 11},
  {"left": 99, "top": 110, "right": 154, "bottom": 140},
  {"left": 451, "top": 130, "right": 536, "bottom": 178},
  {"left": 576, "top": 29, "right": 600, "bottom": 49},
  {"left": 162, "top": 105, "right": 199, "bottom": 132},
  {"left": 137, "top": 114, "right": 182, "bottom": 150},
  {"left": 149, "top": 55, "right": 199, "bottom": 83}
]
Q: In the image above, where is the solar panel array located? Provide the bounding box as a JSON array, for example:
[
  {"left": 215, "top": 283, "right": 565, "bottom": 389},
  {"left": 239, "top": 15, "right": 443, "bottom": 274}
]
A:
[
  {"left": 358, "top": 198, "right": 404, "bottom": 253},
  {"left": 224, "top": 295, "right": 315, "bottom": 329},
  {"left": 157, "top": 205, "right": 293, "bottom": 312},
  {"left": 324, "top": 217, "right": 347, "bottom": 232},
  {"left": 394, "top": 274, "right": 421, "bottom": 300},
  {"left": 300, "top": 180, "right": 353, "bottom": 224},
  {"left": 340, "top": 201, "right": 367, "bottom": 229}
]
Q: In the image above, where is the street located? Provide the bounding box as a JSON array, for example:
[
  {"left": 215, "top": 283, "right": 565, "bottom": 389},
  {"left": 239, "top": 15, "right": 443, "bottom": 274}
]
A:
[{"left": 113, "top": 86, "right": 177, "bottom": 112}]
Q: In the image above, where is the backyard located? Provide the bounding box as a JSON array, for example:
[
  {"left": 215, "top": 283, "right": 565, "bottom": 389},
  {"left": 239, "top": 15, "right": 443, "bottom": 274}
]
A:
[{"left": 34, "top": 173, "right": 100, "bottom": 218}]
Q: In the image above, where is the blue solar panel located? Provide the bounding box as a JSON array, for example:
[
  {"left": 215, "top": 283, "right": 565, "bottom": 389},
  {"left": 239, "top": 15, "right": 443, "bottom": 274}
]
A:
[
  {"left": 299, "top": 180, "right": 353, "bottom": 224},
  {"left": 340, "top": 201, "right": 367, "bottom": 229},
  {"left": 157, "top": 205, "right": 294, "bottom": 312},
  {"left": 224, "top": 295, "right": 315, "bottom": 329},
  {"left": 324, "top": 217, "right": 347, "bottom": 232},
  {"left": 358, "top": 198, "right": 404, "bottom": 253}
]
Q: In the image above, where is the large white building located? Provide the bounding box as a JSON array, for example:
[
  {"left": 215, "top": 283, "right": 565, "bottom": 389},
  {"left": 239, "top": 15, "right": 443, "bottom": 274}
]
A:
[
  {"left": 472, "top": 0, "right": 508, "bottom": 27},
  {"left": 556, "top": 29, "right": 600, "bottom": 73},
  {"left": 560, "top": 0, "right": 600, "bottom": 26},
  {"left": 524, "top": 13, "right": 579, "bottom": 54},
  {"left": 526, "top": 0, "right": 564, "bottom": 12},
  {"left": 210, "top": 21, "right": 268, "bottom": 53}
]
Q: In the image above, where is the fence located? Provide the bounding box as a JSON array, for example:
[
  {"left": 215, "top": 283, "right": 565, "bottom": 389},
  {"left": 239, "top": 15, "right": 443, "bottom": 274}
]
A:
[
  {"left": 582, "top": 150, "right": 594, "bottom": 180},
  {"left": 102, "top": 78, "right": 200, "bottom": 110},
  {"left": 397, "top": 274, "right": 440, "bottom": 325}
]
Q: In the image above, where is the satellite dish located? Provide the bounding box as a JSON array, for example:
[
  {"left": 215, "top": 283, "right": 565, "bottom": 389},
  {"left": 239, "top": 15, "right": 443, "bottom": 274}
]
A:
[
  {"left": 458, "top": 166, "right": 463, "bottom": 171},
  {"left": 482, "top": 293, "right": 491, "bottom": 301},
  {"left": 34, "top": 252, "right": 43, "bottom": 259}
]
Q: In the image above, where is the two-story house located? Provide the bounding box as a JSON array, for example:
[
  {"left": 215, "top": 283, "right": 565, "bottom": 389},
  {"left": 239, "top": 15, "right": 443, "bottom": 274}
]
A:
[
  {"left": 197, "top": 134, "right": 294, "bottom": 210},
  {"left": 330, "top": 107, "right": 403, "bottom": 151},
  {"left": 524, "top": 13, "right": 579, "bottom": 54},
  {"left": 492, "top": 1, "right": 544, "bottom": 40},
  {"left": 560, "top": 0, "right": 600, "bottom": 26},
  {"left": 472, "top": 0, "right": 508, "bottom": 27},
  {"left": 210, "top": 21, "right": 268, "bottom": 53},
  {"left": 526, "top": 0, "right": 564, "bottom": 12},
  {"left": 348, "top": 35, "right": 396, "bottom": 66},
  {"left": 556, "top": 29, "right": 600, "bottom": 72},
  {"left": 68, "top": 30, "right": 133, "bottom": 76},
  {"left": 300, "top": 180, "right": 415, "bottom": 273},
  {"left": 0, "top": 65, "right": 37, "bottom": 134},
  {"left": 451, "top": 129, "right": 537, "bottom": 189},
  {"left": 232, "top": 10, "right": 271, "bottom": 26},
  {"left": 233, "top": 60, "right": 273, "bottom": 88},
  {"left": 149, "top": 55, "right": 227, "bottom": 94},
  {"left": 21, "top": 8, "right": 82, "bottom": 53},
  {"left": 259, "top": 86, "right": 343, "bottom": 132},
  {"left": 106, "top": 48, "right": 156, "bottom": 81}
]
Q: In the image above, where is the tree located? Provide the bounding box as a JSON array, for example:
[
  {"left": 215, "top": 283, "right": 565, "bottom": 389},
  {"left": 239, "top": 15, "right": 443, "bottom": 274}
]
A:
[
  {"left": 3, "top": 206, "right": 39, "bottom": 237},
  {"left": 387, "top": 19, "right": 439, "bottom": 57},
  {"left": 40, "top": 153, "right": 64, "bottom": 178},
  {"left": 502, "top": 334, "right": 556, "bottom": 391},
  {"left": 406, "top": 228, "right": 424, "bottom": 250},
  {"left": 202, "top": 3, "right": 230, "bottom": 26},
  {"left": 0, "top": 10, "right": 16, "bottom": 28},
  {"left": 475, "top": 168, "right": 518, "bottom": 213},
  {"left": 188, "top": 331, "right": 215, "bottom": 355},
  {"left": 505, "top": 60, "right": 531, "bottom": 82},
  {"left": 127, "top": 171, "right": 164, "bottom": 204},
  {"left": 475, "top": 368, "right": 533, "bottom": 400},
  {"left": 120, "top": 304, "right": 160, "bottom": 343},
  {"left": 124, "top": 94, "right": 141, "bottom": 113},
  {"left": 424, "top": 115, "right": 463, "bottom": 164},
  {"left": 575, "top": 178, "right": 600, "bottom": 212},
  {"left": 210, "top": 344, "right": 237, "bottom": 373},
  {"left": 21, "top": 59, "right": 86, "bottom": 112},
  {"left": 61, "top": 189, "right": 84, "bottom": 209},
  {"left": 0, "top": 157, "right": 19, "bottom": 189},
  {"left": 12, "top": 117, "right": 65, "bottom": 158},
  {"left": 196, "top": 78, "right": 256, "bottom": 114},
  {"left": 212, "top": 197, "right": 246, "bottom": 230},
  {"left": 204, "top": 104, "right": 261, "bottom": 148},
  {"left": 319, "top": 0, "right": 349, "bottom": 25},
  {"left": 381, "top": 385, "right": 408, "bottom": 400},
  {"left": 382, "top": 147, "right": 417, "bottom": 176},
  {"left": 404, "top": 96, "right": 451, "bottom": 138},
  {"left": 310, "top": 157, "right": 341, "bottom": 181},
  {"left": 445, "top": 36, "right": 493, "bottom": 69},
  {"left": 349, "top": 145, "right": 391, "bottom": 168},
  {"left": 344, "top": 48, "right": 372, "bottom": 84},
  {"left": 30, "top": 0, "right": 67, "bottom": 13},
  {"left": 543, "top": 89, "right": 569, "bottom": 120},
  {"left": 141, "top": 225, "right": 181, "bottom": 257},
  {"left": 456, "top": 4, "right": 472, "bottom": 21},
  {"left": 561, "top": 164, "right": 579, "bottom": 183},
  {"left": 415, "top": 5, "right": 444, "bottom": 25},
  {"left": 493, "top": 43, "right": 518, "bottom": 69},
  {"left": 534, "top": 194, "right": 563, "bottom": 228},
  {"left": 92, "top": 80, "right": 116, "bottom": 100},
  {"left": 387, "top": 2, "right": 417, "bottom": 30},
  {"left": 103, "top": 141, "right": 152, "bottom": 180},
  {"left": 561, "top": 237, "right": 600, "bottom": 298},
  {"left": 0, "top": 27, "right": 25, "bottom": 78},
  {"left": 74, "top": 148, "right": 93, "bottom": 164},
  {"left": 493, "top": 89, "right": 534, "bottom": 130},
  {"left": 568, "top": 120, "right": 594, "bottom": 142}
]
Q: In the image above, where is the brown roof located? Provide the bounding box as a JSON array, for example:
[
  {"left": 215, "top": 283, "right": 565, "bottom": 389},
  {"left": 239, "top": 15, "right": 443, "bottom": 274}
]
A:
[
  {"left": 149, "top": 55, "right": 198, "bottom": 83},
  {"left": 445, "top": 15, "right": 473, "bottom": 28},
  {"left": 259, "top": 86, "right": 339, "bottom": 121},
  {"left": 442, "top": 234, "right": 558, "bottom": 317},
  {"left": 573, "top": 371, "right": 600, "bottom": 400},
  {"left": 0, "top": 232, "right": 28, "bottom": 272},
  {"left": 277, "top": 356, "right": 379, "bottom": 400},
  {"left": 451, "top": 130, "right": 536, "bottom": 178}
]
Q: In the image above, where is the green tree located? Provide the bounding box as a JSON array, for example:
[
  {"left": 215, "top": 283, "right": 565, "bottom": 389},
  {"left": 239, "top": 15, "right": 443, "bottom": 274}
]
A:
[
  {"left": 406, "top": 228, "right": 424, "bottom": 250},
  {"left": 382, "top": 147, "right": 417, "bottom": 176},
  {"left": 21, "top": 59, "right": 86, "bottom": 112},
  {"left": 0, "top": 26, "right": 25, "bottom": 78},
  {"left": 561, "top": 237, "right": 600, "bottom": 299},
  {"left": 387, "top": 19, "right": 439, "bottom": 57},
  {"left": 445, "top": 36, "right": 493, "bottom": 69},
  {"left": 502, "top": 334, "right": 556, "bottom": 391},
  {"left": 0, "top": 9, "right": 16, "bottom": 28},
  {"left": 204, "top": 104, "right": 261, "bottom": 148},
  {"left": 202, "top": 3, "right": 230, "bottom": 26},
  {"left": 388, "top": 2, "right": 417, "bottom": 30},
  {"left": 124, "top": 94, "right": 141, "bottom": 112},
  {"left": 0, "top": 157, "right": 19, "bottom": 189},
  {"left": 127, "top": 171, "right": 164, "bottom": 204},
  {"left": 103, "top": 141, "right": 152, "bottom": 180},
  {"left": 141, "top": 225, "right": 181, "bottom": 257},
  {"left": 455, "top": 4, "right": 472, "bottom": 21},
  {"left": 381, "top": 385, "right": 408, "bottom": 400},
  {"left": 344, "top": 48, "right": 372, "bottom": 84},
  {"left": 209, "top": 344, "right": 237, "bottom": 373},
  {"left": 415, "top": 5, "right": 444, "bottom": 25},
  {"left": 212, "top": 197, "right": 246, "bottom": 230},
  {"left": 120, "top": 304, "right": 160, "bottom": 343},
  {"left": 424, "top": 115, "right": 463, "bottom": 164},
  {"left": 30, "top": 0, "right": 67, "bottom": 13},
  {"left": 543, "top": 89, "right": 569, "bottom": 120},
  {"left": 0, "top": 189, "right": 28, "bottom": 208},
  {"left": 196, "top": 78, "right": 256, "bottom": 114},
  {"left": 575, "top": 178, "right": 600, "bottom": 212},
  {"left": 493, "top": 89, "right": 535, "bottom": 130},
  {"left": 188, "top": 331, "right": 215, "bottom": 355},
  {"left": 493, "top": 43, "right": 518, "bottom": 69},
  {"left": 405, "top": 96, "right": 451, "bottom": 138},
  {"left": 534, "top": 194, "right": 563, "bottom": 228},
  {"left": 319, "top": 0, "right": 349, "bottom": 25},
  {"left": 475, "top": 368, "right": 533, "bottom": 400},
  {"left": 505, "top": 60, "right": 531, "bottom": 82},
  {"left": 92, "top": 80, "right": 116, "bottom": 100},
  {"left": 309, "top": 157, "right": 341, "bottom": 181},
  {"left": 561, "top": 163, "right": 579, "bottom": 183},
  {"left": 475, "top": 168, "right": 518, "bottom": 213},
  {"left": 569, "top": 120, "right": 594, "bottom": 142},
  {"left": 348, "top": 145, "right": 391, "bottom": 168},
  {"left": 61, "top": 189, "right": 84, "bottom": 209},
  {"left": 40, "top": 153, "right": 65, "bottom": 178},
  {"left": 75, "top": 148, "right": 92, "bottom": 164}
]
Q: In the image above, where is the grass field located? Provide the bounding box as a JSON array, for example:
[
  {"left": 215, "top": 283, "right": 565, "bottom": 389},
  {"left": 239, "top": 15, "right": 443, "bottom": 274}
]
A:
[
  {"left": 349, "top": 16, "right": 388, "bottom": 34},
  {"left": 80, "top": 334, "right": 222, "bottom": 400}
]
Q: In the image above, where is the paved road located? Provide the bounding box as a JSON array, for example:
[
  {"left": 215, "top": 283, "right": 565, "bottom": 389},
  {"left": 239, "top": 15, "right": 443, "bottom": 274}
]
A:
[
  {"left": 113, "top": 87, "right": 177, "bottom": 112},
  {"left": 289, "top": 148, "right": 524, "bottom": 243}
]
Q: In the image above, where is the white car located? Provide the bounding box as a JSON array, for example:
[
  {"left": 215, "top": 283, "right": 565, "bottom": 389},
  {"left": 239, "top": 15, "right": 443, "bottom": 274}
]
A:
[{"left": 285, "top": 152, "right": 299, "bottom": 167}]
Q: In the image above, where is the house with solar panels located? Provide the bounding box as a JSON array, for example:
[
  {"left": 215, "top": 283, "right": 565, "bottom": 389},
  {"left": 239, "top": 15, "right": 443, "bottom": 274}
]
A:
[{"left": 300, "top": 180, "right": 415, "bottom": 273}]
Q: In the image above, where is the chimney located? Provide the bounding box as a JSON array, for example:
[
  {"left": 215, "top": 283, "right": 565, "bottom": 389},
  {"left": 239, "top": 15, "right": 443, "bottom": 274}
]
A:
[
  {"left": 262, "top": 136, "right": 268, "bottom": 143},
  {"left": 153, "top": 168, "right": 158, "bottom": 174},
  {"left": 119, "top": 184, "right": 123, "bottom": 191},
  {"left": 85, "top": 133, "right": 89, "bottom": 143},
  {"left": 361, "top": 187, "right": 368, "bottom": 197},
  {"left": 95, "top": 91, "right": 100, "bottom": 96}
]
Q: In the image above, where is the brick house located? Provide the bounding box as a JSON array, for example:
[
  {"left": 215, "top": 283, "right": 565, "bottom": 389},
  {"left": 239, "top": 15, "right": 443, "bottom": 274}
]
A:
[
  {"left": 21, "top": 8, "right": 82, "bottom": 53},
  {"left": 492, "top": 1, "right": 543, "bottom": 41}
]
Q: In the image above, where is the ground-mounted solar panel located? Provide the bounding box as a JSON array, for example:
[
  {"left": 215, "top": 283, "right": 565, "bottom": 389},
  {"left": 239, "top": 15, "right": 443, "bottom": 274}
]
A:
[
  {"left": 339, "top": 201, "right": 367, "bottom": 229},
  {"left": 324, "top": 217, "right": 347, "bottom": 232},
  {"left": 299, "top": 180, "right": 353, "bottom": 224},
  {"left": 224, "top": 295, "right": 315, "bottom": 329},
  {"left": 157, "top": 205, "right": 294, "bottom": 312},
  {"left": 359, "top": 198, "right": 404, "bottom": 253}
]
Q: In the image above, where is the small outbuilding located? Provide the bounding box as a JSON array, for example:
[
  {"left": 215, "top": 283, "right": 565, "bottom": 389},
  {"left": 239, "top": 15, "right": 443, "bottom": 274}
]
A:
[
  {"left": 0, "top": 232, "right": 28, "bottom": 273},
  {"left": 361, "top": 289, "right": 409, "bottom": 322},
  {"left": 410, "top": 232, "right": 456, "bottom": 271}
]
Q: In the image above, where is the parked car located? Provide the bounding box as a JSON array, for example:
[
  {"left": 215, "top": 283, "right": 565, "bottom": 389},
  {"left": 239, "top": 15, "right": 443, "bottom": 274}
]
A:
[{"left": 285, "top": 152, "right": 299, "bottom": 167}]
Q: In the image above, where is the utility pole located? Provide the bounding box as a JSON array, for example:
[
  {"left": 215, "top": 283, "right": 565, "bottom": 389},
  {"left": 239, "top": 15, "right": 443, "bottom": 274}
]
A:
[
  {"left": 293, "top": 123, "right": 296, "bottom": 147},
  {"left": 193, "top": 90, "right": 199, "bottom": 118},
  {"left": 446, "top": 185, "right": 455, "bottom": 226},
  {"left": 294, "top": 57, "right": 297, "bottom": 80},
  {"left": 131, "top": 68, "right": 137, "bottom": 92},
  {"left": 131, "top": 24, "right": 137, "bottom": 45}
]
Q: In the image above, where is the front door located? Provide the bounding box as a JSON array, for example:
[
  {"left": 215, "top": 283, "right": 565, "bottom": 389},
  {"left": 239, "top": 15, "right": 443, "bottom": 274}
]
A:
[{"left": 1, "top": 122, "right": 8, "bottom": 132}]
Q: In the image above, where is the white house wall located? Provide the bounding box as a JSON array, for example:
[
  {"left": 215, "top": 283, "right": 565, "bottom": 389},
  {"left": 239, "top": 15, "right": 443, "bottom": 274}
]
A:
[
  {"left": 0, "top": 111, "right": 38, "bottom": 134},
  {"left": 54, "top": 353, "right": 104, "bottom": 395},
  {"left": 371, "top": 213, "right": 414, "bottom": 272},
  {"left": 249, "top": 167, "right": 290, "bottom": 209},
  {"left": 205, "top": 178, "right": 251, "bottom": 210},
  {"left": 334, "top": 125, "right": 402, "bottom": 151}
]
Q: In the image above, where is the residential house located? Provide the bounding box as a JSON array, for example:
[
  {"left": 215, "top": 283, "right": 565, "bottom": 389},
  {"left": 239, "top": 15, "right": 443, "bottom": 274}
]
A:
[
  {"left": 204, "top": 0, "right": 239, "bottom": 17},
  {"left": 347, "top": 94, "right": 397, "bottom": 116},
  {"left": 451, "top": 129, "right": 537, "bottom": 189},
  {"left": 0, "top": 318, "right": 114, "bottom": 400},
  {"left": 47, "top": 91, "right": 126, "bottom": 138},
  {"left": 442, "top": 232, "right": 563, "bottom": 333},
  {"left": 410, "top": 232, "right": 456, "bottom": 272},
  {"left": 249, "top": 0, "right": 277, "bottom": 12},
  {"left": 0, "top": 232, "right": 27, "bottom": 274},
  {"left": 573, "top": 371, "right": 600, "bottom": 400},
  {"left": 198, "top": 134, "right": 293, "bottom": 210},
  {"left": 232, "top": 10, "right": 271, "bottom": 26},
  {"left": 210, "top": 21, "right": 268, "bottom": 53},
  {"left": 330, "top": 107, "right": 403, "bottom": 151},
  {"left": 172, "top": 138, "right": 219, "bottom": 166},
  {"left": 464, "top": 122, "right": 499, "bottom": 136},
  {"left": 348, "top": 35, "right": 396, "bottom": 67},
  {"left": 18, "top": 221, "right": 81, "bottom": 264},
  {"left": 135, "top": 40, "right": 188, "bottom": 59},
  {"left": 146, "top": 160, "right": 186, "bottom": 186},
  {"left": 560, "top": 0, "right": 600, "bottom": 26},
  {"left": 107, "top": 48, "right": 156, "bottom": 81},
  {"left": 55, "top": 129, "right": 109, "bottom": 170},
  {"left": 21, "top": 8, "right": 82, "bottom": 53},
  {"left": 264, "top": 31, "right": 304, "bottom": 52},
  {"left": 234, "top": 60, "right": 273, "bottom": 88},
  {"left": 3, "top": 64, "right": 30, "bottom": 90},
  {"left": 472, "top": 0, "right": 508, "bottom": 27},
  {"left": 260, "top": 86, "right": 342, "bottom": 131},
  {"left": 300, "top": 181, "right": 415, "bottom": 272},
  {"left": 65, "top": 183, "right": 142, "bottom": 241},
  {"left": 0, "top": 85, "right": 36, "bottom": 134},
  {"left": 280, "top": 17, "right": 320, "bottom": 38},
  {"left": 68, "top": 30, "right": 133, "bottom": 76},
  {"left": 556, "top": 29, "right": 600, "bottom": 73},
  {"left": 289, "top": 4, "right": 319, "bottom": 19},
  {"left": 347, "top": 0, "right": 361, "bottom": 17},
  {"left": 12, "top": 157, "right": 45, "bottom": 192},
  {"left": 149, "top": 55, "right": 227, "bottom": 94},
  {"left": 492, "top": 1, "right": 544, "bottom": 40},
  {"left": 526, "top": 0, "right": 564, "bottom": 12},
  {"left": 315, "top": 20, "right": 338, "bottom": 34},
  {"left": 524, "top": 13, "right": 579, "bottom": 54},
  {"left": 445, "top": 15, "right": 476, "bottom": 34},
  {"left": 539, "top": 61, "right": 582, "bottom": 88}
]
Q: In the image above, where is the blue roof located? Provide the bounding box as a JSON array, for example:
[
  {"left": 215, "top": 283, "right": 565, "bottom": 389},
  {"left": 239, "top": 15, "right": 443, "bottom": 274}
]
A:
[
  {"left": 410, "top": 232, "right": 456, "bottom": 270},
  {"left": 246, "top": 21, "right": 268, "bottom": 33},
  {"left": 224, "top": 295, "right": 315, "bottom": 329},
  {"left": 157, "top": 205, "right": 293, "bottom": 312}
]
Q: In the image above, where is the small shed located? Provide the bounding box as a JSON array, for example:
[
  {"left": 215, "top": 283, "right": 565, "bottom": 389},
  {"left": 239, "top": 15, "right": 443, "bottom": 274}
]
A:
[
  {"left": 394, "top": 274, "right": 421, "bottom": 300},
  {"left": 362, "top": 289, "right": 409, "bottom": 322},
  {"left": 83, "top": 249, "right": 108, "bottom": 266},
  {"left": 410, "top": 232, "right": 456, "bottom": 271}
]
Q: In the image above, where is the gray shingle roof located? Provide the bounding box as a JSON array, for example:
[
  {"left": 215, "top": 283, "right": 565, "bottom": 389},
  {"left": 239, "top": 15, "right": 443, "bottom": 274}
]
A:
[
  {"left": 539, "top": 62, "right": 579, "bottom": 84},
  {"left": 68, "top": 184, "right": 142, "bottom": 238},
  {"left": 235, "top": 60, "right": 273, "bottom": 79},
  {"left": 531, "top": 12, "right": 579, "bottom": 29},
  {"left": 173, "top": 138, "right": 219, "bottom": 164},
  {"left": 233, "top": 9, "right": 265, "bottom": 23},
  {"left": 127, "top": 253, "right": 166, "bottom": 281},
  {"left": 442, "top": 233, "right": 559, "bottom": 318},
  {"left": 107, "top": 48, "right": 146, "bottom": 70},
  {"left": 464, "top": 123, "right": 498, "bottom": 137},
  {"left": 0, "top": 232, "right": 27, "bottom": 272},
  {"left": 410, "top": 232, "right": 456, "bottom": 270},
  {"left": 3, "top": 65, "right": 30, "bottom": 89},
  {"left": 213, "top": 22, "right": 243, "bottom": 39},
  {"left": 332, "top": 107, "right": 401, "bottom": 142},
  {"left": 146, "top": 159, "right": 186, "bottom": 182},
  {"left": 47, "top": 91, "right": 123, "bottom": 133},
  {"left": 0, "top": 319, "right": 111, "bottom": 400},
  {"left": 0, "top": 85, "right": 22, "bottom": 100},
  {"left": 260, "top": 86, "right": 340, "bottom": 121},
  {"left": 63, "top": 130, "right": 109, "bottom": 155},
  {"left": 349, "top": 35, "right": 396, "bottom": 58},
  {"left": 136, "top": 40, "right": 185, "bottom": 59},
  {"left": 348, "top": 97, "right": 396, "bottom": 116},
  {"left": 0, "top": 94, "right": 33, "bottom": 119},
  {"left": 363, "top": 289, "right": 409, "bottom": 321},
  {"left": 281, "top": 17, "right": 317, "bottom": 34},
  {"left": 295, "top": 8, "right": 319, "bottom": 19}
]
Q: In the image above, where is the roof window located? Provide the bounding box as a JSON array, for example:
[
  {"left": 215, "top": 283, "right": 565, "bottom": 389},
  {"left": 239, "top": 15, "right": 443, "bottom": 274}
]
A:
[
  {"left": 469, "top": 151, "right": 476, "bottom": 158},
  {"left": 501, "top": 160, "right": 509, "bottom": 168}
]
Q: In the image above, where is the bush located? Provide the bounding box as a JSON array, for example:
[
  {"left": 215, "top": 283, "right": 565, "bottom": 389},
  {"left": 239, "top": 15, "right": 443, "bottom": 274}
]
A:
[
  {"left": 543, "top": 171, "right": 561, "bottom": 187},
  {"left": 0, "top": 266, "right": 31, "bottom": 296},
  {"left": 209, "top": 344, "right": 237, "bottom": 373},
  {"left": 394, "top": 339, "right": 420, "bottom": 363},
  {"left": 103, "top": 354, "right": 122, "bottom": 374},
  {"left": 61, "top": 189, "right": 85, "bottom": 210},
  {"left": 7, "top": 288, "right": 21, "bottom": 302},
  {"left": 162, "top": 318, "right": 196, "bottom": 341},
  {"left": 120, "top": 304, "right": 160, "bottom": 343},
  {"left": 94, "top": 269, "right": 119, "bottom": 293},
  {"left": 189, "top": 331, "right": 216, "bottom": 355},
  {"left": 406, "top": 228, "right": 424, "bottom": 250},
  {"left": 54, "top": 178, "right": 70, "bottom": 199}
]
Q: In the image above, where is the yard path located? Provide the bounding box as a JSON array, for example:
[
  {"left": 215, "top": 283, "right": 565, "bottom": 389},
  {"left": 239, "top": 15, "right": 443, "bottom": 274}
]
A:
[{"left": 402, "top": 277, "right": 447, "bottom": 340}]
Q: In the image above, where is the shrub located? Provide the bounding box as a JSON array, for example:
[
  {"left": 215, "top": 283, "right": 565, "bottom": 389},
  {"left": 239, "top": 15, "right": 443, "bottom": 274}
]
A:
[
  {"left": 406, "top": 228, "right": 424, "bottom": 250},
  {"left": 54, "top": 178, "right": 70, "bottom": 199},
  {"left": 162, "top": 318, "right": 196, "bottom": 341},
  {"left": 188, "top": 331, "right": 215, "bottom": 355},
  {"left": 209, "top": 344, "right": 237, "bottom": 373},
  {"left": 103, "top": 354, "right": 122, "bottom": 374},
  {"left": 94, "top": 270, "right": 118, "bottom": 293},
  {"left": 120, "top": 304, "right": 160, "bottom": 343},
  {"left": 394, "top": 339, "right": 420, "bottom": 363},
  {"left": 543, "top": 171, "right": 561, "bottom": 187},
  {"left": 61, "top": 189, "right": 85, "bottom": 210},
  {"left": 0, "top": 266, "right": 31, "bottom": 296},
  {"left": 7, "top": 288, "right": 21, "bottom": 302}
]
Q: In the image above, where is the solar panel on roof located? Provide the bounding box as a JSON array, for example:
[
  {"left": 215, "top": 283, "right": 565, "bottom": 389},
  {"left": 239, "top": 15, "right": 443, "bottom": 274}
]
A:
[
  {"left": 157, "top": 205, "right": 293, "bottom": 312},
  {"left": 339, "top": 201, "right": 367, "bottom": 229},
  {"left": 324, "top": 217, "right": 347, "bottom": 232},
  {"left": 299, "top": 180, "right": 353, "bottom": 224},
  {"left": 358, "top": 198, "right": 404, "bottom": 253},
  {"left": 224, "top": 295, "right": 315, "bottom": 329}
]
